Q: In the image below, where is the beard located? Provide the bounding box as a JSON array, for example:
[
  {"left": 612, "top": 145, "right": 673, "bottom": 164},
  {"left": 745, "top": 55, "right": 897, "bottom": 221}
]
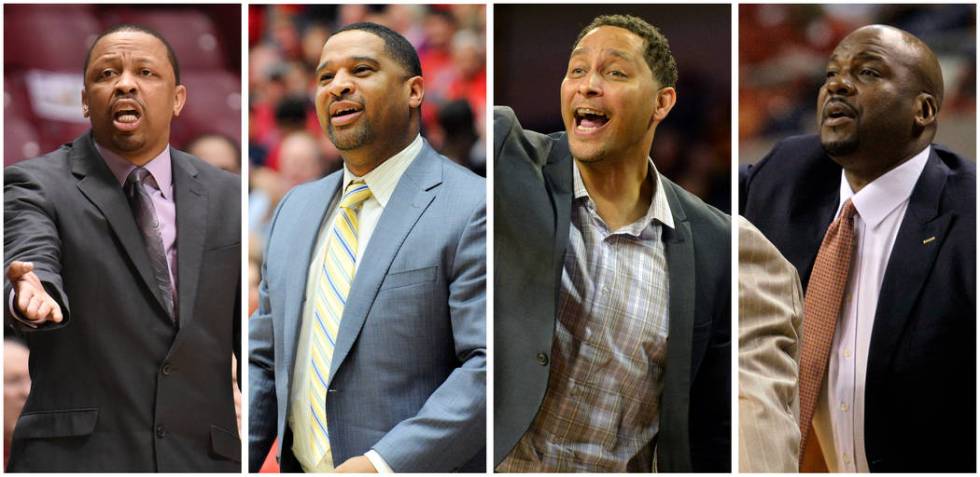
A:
[
  {"left": 821, "top": 134, "right": 859, "bottom": 158},
  {"left": 326, "top": 120, "right": 373, "bottom": 151}
]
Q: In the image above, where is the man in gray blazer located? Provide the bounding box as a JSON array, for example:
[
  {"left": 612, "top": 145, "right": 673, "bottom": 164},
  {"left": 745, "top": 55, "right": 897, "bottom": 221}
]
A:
[
  {"left": 248, "top": 22, "right": 486, "bottom": 473},
  {"left": 494, "top": 14, "right": 730, "bottom": 472}
]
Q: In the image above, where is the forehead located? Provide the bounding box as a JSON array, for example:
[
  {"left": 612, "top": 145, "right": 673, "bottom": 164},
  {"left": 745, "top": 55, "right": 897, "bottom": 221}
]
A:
[
  {"left": 319, "top": 30, "right": 388, "bottom": 66},
  {"left": 572, "top": 25, "right": 646, "bottom": 62},
  {"left": 89, "top": 30, "right": 169, "bottom": 64},
  {"left": 830, "top": 28, "right": 916, "bottom": 66}
]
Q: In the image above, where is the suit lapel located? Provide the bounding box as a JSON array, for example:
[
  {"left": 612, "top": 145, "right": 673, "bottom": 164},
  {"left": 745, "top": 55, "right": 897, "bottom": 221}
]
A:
[
  {"left": 326, "top": 145, "right": 441, "bottom": 388},
  {"left": 868, "top": 151, "right": 952, "bottom": 388},
  {"left": 543, "top": 134, "right": 573, "bottom": 308},
  {"left": 171, "top": 150, "right": 207, "bottom": 327},
  {"left": 656, "top": 181, "right": 694, "bottom": 472},
  {"left": 283, "top": 174, "right": 343, "bottom": 397},
  {"left": 71, "top": 134, "right": 172, "bottom": 321}
]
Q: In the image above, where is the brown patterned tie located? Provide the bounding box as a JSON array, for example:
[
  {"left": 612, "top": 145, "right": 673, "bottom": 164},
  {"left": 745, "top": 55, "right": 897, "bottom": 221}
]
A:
[{"left": 798, "top": 199, "right": 858, "bottom": 465}]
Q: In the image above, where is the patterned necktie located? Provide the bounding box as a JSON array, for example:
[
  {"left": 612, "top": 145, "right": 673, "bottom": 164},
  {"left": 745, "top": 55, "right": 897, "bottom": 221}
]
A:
[
  {"left": 303, "top": 180, "right": 372, "bottom": 466},
  {"left": 124, "top": 167, "right": 175, "bottom": 320},
  {"left": 798, "top": 199, "right": 858, "bottom": 464}
]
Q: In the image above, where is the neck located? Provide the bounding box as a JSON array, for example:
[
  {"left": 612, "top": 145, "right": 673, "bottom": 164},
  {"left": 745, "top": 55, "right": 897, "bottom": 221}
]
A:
[
  {"left": 841, "top": 139, "right": 929, "bottom": 193},
  {"left": 96, "top": 139, "right": 166, "bottom": 167},
  {"left": 577, "top": 154, "right": 653, "bottom": 230},
  {"left": 342, "top": 131, "right": 416, "bottom": 177}
]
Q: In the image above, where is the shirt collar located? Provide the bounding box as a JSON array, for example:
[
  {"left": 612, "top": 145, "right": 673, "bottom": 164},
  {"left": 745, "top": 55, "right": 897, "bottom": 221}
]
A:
[
  {"left": 341, "top": 134, "right": 422, "bottom": 207},
  {"left": 838, "top": 145, "right": 930, "bottom": 229},
  {"left": 95, "top": 141, "right": 174, "bottom": 200},
  {"left": 572, "top": 156, "right": 675, "bottom": 235}
]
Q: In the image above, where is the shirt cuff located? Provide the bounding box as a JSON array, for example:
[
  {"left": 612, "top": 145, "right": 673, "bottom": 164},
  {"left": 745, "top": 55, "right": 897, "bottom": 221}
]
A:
[
  {"left": 365, "top": 449, "right": 393, "bottom": 473},
  {"left": 8, "top": 289, "right": 38, "bottom": 328}
]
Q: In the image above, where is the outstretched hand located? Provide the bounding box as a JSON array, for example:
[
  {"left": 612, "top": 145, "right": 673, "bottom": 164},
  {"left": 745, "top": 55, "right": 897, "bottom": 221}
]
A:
[{"left": 7, "top": 261, "right": 62, "bottom": 325}]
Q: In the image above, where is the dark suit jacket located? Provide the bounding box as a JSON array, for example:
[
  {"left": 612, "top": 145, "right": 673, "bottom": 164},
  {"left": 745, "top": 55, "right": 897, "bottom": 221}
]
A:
[
  {"left": 741, "top": 134, "right": 976, "bottom": 472},
  {"left": 493, "top": 107, "right": 731, "bottom": 472},
  {"left": 4, "top": 132, "right": 242, "bottom": 472}
]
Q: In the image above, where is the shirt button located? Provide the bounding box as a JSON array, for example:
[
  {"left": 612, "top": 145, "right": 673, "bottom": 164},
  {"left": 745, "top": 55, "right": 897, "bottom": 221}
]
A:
[
  {"left": 843, "top": 453, "right": 852, "bottom": 465},
  {"left": 843, "top": 349, "right": 852, "bottom": 359},
  {"left": 840, "top": 402, "right": 849, "bottom": 412},
  {"left": 156, "top": 425, "right": 167, "bottom": 438},
  {"left": 162, "top": 363, "right": 173, "bottom": 376},
  {"left": 536, "top": 353, "right": 549, "bottom": 366}
]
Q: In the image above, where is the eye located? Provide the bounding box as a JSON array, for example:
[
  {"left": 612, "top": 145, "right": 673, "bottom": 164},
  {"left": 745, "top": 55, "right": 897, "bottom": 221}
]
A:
[
  {"left": 609, "top": 70, "right": 627, "bottom": 79},
  {"left": 140, "top": 68, "right": 153, "bottom": 77},
  {"left": 99, "top": 69, "right": 117, "bottom": 80},
  {"left": 859, "top": 68, "right": 880, "bottom": 78},
  {"left": 568, "top": 66, "right": 585, "bottom": 77},
  {"left": 353, "top": 65, "right": 373, "bottom": 75},
  {"left": 825, "top": 70, "right": 837, "bottom": 79},
  {"left": 319, "top": 72, "right": 334, "bottom": 83}
]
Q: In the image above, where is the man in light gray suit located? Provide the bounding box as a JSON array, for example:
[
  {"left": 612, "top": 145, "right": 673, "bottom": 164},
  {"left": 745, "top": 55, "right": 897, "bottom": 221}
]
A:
[{"left": 248, "top": 22, "right": 486, "bottom": 473}]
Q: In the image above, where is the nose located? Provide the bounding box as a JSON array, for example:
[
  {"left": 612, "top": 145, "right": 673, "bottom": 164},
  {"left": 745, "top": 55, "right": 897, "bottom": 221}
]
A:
[
  {"left": 114, "top": 69, "right": 138, "bottom": 96},
  {"left": 328, "top": 69, "right": 355, "bottom": 98},
  {"left": 577, "top": 71, "right": 602, "bottom": 97},
  {"left": 825, "top": 72, "right": 855, "bottom": 96}
]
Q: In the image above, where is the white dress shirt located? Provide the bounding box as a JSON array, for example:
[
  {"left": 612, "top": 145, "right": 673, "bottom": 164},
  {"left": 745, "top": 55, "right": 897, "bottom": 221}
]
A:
[
  {"left": 813, "top": 146, "right": 930, "bottom": 472},
  {"left": 288, "top": 134, "right": 421, "bottom": 473}
]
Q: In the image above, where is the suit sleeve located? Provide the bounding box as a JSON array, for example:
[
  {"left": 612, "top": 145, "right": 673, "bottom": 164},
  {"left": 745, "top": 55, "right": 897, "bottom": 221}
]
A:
[
  {"left": 371, "top": 198, "right": 487, "bottom": 472},
  {"left": 737, "top": 216, "right": 803, "bottom": 472},
  {"left": 4, "top": 165, "right": 71, "bottom": 332},
  {"left": 247, "top": 189, "right": 296, "bottom": 472}
]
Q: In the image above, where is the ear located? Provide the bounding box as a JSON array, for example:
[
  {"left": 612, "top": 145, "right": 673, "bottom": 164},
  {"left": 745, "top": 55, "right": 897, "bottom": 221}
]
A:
[
  {"left": 407, "top": 75, "right": 424, "bottom": 109},
  {"left": 914, "top": 92, "right": 938, "bottom": 128},
  {"left": 652, "top": 86, "right": 677, "bottom": 124},
  {"left": 81, "top": 88, "right": 90, "bottom": 118},
  {"left": 172, "top": 84, "right": 187, "bottom": 118}
]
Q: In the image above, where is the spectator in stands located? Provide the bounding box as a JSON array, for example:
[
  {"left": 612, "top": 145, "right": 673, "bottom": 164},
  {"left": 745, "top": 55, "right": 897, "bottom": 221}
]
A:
[
  {"left": 186, "top": 133, "right": 241, "bottom": 174},
  {"left": 3, "top": 337, "right": 29, "bottom": 470}
]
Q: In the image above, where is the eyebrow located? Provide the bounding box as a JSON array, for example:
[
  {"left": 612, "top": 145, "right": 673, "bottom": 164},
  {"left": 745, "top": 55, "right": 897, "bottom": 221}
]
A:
[
  {"left": 316, "top": 55, "right": 380, "bottom": 74},
  {"left": 570, "top": 47, "right": 636, "bottom": 63}
]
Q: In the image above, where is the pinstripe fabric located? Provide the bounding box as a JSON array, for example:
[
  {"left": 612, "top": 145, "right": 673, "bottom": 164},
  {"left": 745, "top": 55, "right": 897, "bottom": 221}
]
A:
[
  {"left": 498, "top": 160, "right": 672, "bottom": 472},
  {"left": 737, "top": 216, "right": 803, "bottom": 472},
  {"left": 798, "top": 200, "right": 857, "bottom": 464},
  {"left": 294, "top": 181, "right": 372, "bottom": 469}
]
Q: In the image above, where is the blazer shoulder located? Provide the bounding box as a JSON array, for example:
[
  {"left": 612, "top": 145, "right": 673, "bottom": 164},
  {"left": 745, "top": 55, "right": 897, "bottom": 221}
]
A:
[
  {"left": 5, "top": 144, "right": 74, "bottom": 179},
  {"left": 493, "top": 105, "right": 557, "bottom": 169},
  {"left": 663, "top": 176, "right": 731, "bottom": 237},
  {"left": 173, "top": 149, "right": 241, "bottom": 192},
  {"left": 748, "top": 134, "right": 825, "bottom": 177}
]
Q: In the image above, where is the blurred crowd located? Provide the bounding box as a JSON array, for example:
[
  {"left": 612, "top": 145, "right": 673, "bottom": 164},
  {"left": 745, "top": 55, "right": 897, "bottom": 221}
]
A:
[
  {"left": 247, "top": 3, "right": 487, "bottom": 315},
  {"left": 740, "top": 4, "right": 976, "bottom": 163}
]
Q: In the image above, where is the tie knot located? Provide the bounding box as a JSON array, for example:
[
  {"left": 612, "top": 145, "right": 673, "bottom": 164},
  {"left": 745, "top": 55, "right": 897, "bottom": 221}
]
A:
[
  {"left": 340, "top": 181, "right": 372, "bottom": 209},
  {"left": 125, "top": 167, "right": 158, "bottom": 195},
  {"left": 840, "top": 199, "right": 858, "bottom": 221}
]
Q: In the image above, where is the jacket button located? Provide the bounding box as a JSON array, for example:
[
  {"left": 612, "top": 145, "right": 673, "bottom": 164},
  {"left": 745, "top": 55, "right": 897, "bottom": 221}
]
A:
[
  {"left": 162, "top": 363, "right": 173, "bottom": 376},
  {"left": 536, "top": 353, "right": 549, "bottom": 366},
  {"left": 156, "top": 425, "right": 167, "bottom": 438}
]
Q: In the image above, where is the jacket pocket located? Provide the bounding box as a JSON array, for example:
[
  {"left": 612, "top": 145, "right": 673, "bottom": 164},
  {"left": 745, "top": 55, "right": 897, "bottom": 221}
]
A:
[
  {"left": 15, "top": 408, "right": 99, "bottom": 439},
  {"left": 379, "top": 266, "right": 438, "bottom": 290},
  {"left": 210, "top": 424, "right": 241, "bottom": 462}
]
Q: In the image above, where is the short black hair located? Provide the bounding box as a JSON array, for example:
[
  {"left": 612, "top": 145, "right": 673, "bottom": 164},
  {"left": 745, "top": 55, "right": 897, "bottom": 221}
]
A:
[
  {"left": 573, "top": 14, "right": 678, "bottom": 88},
  {"left": 83, "top": 24, "right": 181, "bottom": 85},
  {"left": 330, "top": 22, "right": 422, "bottom": 78}
]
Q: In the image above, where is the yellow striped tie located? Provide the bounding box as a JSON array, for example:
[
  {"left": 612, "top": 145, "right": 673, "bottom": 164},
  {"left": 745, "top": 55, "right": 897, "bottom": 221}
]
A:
[{"left": 305, "top": 180, "right": 371, "bottom": 466}]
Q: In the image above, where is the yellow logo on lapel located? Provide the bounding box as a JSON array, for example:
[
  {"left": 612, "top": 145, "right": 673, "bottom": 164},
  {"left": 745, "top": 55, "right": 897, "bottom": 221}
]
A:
[{"left": 922, "top": 236, "right": 936, "bottom": 245}]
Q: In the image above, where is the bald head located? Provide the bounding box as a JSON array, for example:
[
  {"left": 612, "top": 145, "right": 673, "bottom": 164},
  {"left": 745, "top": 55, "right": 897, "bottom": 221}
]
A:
[{"left": 842, "top": 25, "right": 944, "bottom": 109}]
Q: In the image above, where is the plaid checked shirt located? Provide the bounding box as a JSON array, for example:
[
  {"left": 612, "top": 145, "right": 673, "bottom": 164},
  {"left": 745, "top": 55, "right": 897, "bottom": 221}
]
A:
[{"left": 498, "top": 158, "right": 673, "bottom": 472}]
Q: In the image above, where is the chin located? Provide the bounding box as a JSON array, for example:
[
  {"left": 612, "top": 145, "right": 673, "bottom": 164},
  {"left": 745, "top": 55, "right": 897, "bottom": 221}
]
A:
[{"left": 820, "top": 134, "right": 859, "bottom": 158}]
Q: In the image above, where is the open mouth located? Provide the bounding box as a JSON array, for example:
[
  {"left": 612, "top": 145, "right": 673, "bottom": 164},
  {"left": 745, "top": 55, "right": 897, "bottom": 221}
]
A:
[
  {"left": 329, "top": 102, "right": 364, "bottom": 127},
  {"left": 573, "top": 107, "right": 609, "bottom": 133},
  {"left": 112, "top": 108, "right": 142, "bottom": 132},
  {"left": 823, "top": 100, "right": 856, "bottom": 126}
]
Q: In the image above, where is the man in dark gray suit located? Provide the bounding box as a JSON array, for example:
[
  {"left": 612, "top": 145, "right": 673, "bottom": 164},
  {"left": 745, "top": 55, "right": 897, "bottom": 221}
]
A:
[
  {"left": 248, "top": 22, "right": 485, "bottom": 473},
  {"left": 494, "top": 14, "right": 730, "bottom": 472},
  {"left": 4, "top": 25, "right": 241, "bottom": 472}
]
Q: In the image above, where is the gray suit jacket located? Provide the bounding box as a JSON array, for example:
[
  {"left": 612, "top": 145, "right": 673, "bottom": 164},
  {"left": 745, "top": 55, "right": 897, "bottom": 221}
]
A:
[
  {"left": 4, "top": 132, "right": 241, "bottom": 472},
  {"left": 249, "top": 141, "right": 486, "bottom": 472},
  {"left": 493, "top": 106, "right": 731, "bottom": 472},
  {"left": 737, "top": 216, "right": 802, "bottom": 472}
]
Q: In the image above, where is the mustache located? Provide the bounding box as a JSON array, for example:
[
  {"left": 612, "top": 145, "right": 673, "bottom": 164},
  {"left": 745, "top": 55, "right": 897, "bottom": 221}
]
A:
[{"left": 822, "top": 96, "right": 857, "bottom": 119}]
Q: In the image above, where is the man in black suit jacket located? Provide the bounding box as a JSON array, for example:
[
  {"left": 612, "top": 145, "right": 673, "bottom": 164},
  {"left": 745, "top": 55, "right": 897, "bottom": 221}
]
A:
[
  {"left": 741, "top": 25, "right": 974, "bottom": 472},
  {"left": 494, "top": 14, "right": 730, "bottom": 473},
  {"left": 4, "top": 25, "right": 241, "bottom": 472}
]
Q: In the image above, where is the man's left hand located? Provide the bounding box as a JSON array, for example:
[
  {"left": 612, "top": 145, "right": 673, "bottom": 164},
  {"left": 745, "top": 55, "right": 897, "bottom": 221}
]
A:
[{"left": 335, "top": 455, "right": 378, "bottom": 473}]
